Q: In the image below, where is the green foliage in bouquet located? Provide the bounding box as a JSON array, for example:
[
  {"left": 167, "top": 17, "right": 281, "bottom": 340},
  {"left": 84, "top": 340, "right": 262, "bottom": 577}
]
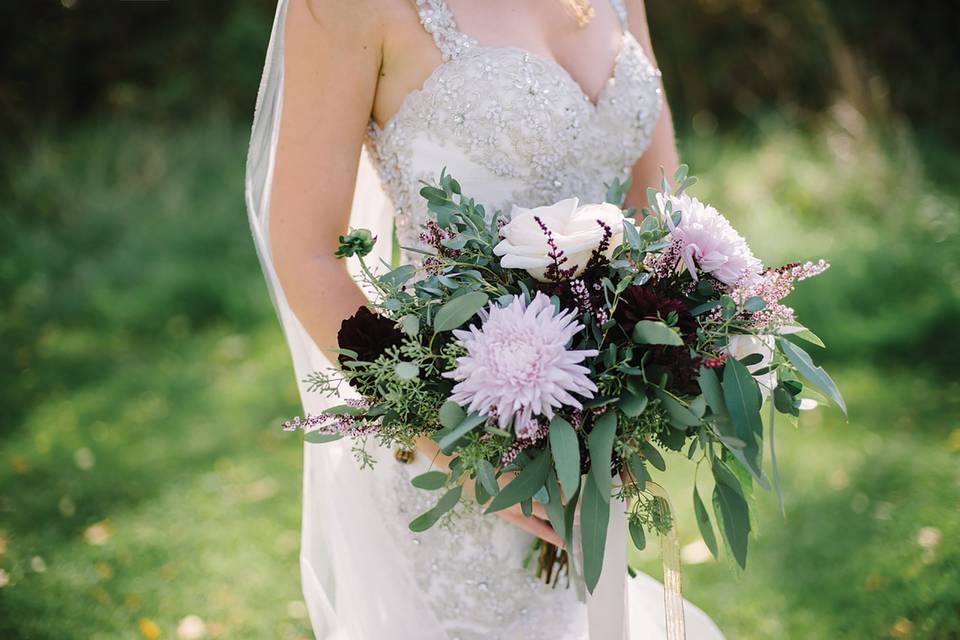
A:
[{"left": 290, "top": 166, "right": 845, "bottom": 593}]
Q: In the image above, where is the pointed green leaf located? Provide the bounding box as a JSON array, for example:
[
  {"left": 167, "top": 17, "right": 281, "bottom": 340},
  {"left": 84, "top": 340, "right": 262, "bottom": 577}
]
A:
[
  {"left": 722, "top": 358, "right": 765, "bottom": 483},
  {"left": 618, "top": 390, "right": 648, "bottom": 417},
  {"left": 640, "top": 440, "right": 666, "bottom": 471},
  {"left": 409, "top": 485, "right": 462, "bottom": 532},
  {"left": 411, "top": 470, "right": 448, "bottom": 490},
  {"left": 588, "top": 411, "right": 618, "bottom": 502},
  {"left": 778, "top": 337, "right": 846, "bottom": 416},
  {"left": 303, "top": 431, "right": 343, "bottom": 444},
  {"left": 549, "top": 416, "right": 581, "bottom": 498},
  {"left": 433, "top": 291, "right": 489, "bottom": 332},
  {"left": 693, "top": 486, "right": 719, "bottom": 558},
  {"left": 475, "top": 459, "right": 500, "bottom": 497},
  {"left": 485, "top": 451, "right": 550, "bottom": 514},
  {"left": 629, "top": 518, "right": 647, "bottom": 550},
  {"left": 656, "top": 390, "right": 702, "bottom": 428},
  {"left": 437, "top": 412, "right": 487, "bottom": 451},
  {"left": 581, "top": 470, "right": 611, "bottom": 593},
  {"left": 712, "top": 480, "right": 750, "bottom": 569},
  {"left": 544, "top": 470, "right": 567, "bottom": 542}
]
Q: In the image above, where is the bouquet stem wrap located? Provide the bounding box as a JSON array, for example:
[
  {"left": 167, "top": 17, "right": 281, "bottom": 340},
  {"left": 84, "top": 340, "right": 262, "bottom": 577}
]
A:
[{"left": 576, "top": 479, "right": 686, "bottom": 639}]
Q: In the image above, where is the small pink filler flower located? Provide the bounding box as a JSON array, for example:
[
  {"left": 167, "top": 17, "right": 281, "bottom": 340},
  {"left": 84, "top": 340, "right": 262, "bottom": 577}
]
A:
[{"left": 442, "top": 292, "right": 598, "bottom": 436}]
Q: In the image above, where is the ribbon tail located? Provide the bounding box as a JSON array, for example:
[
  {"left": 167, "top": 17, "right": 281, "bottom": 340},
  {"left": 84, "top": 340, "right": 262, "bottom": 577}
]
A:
[
  {"left": 645, "top": 481, "right": 686, "bottom": 640},
  {"left": 585, "top": 493, "right": 630, "bottom": 639}
]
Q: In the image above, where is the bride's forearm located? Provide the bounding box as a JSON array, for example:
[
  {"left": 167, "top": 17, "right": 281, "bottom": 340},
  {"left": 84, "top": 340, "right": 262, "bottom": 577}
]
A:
[{"left": 272, "top": 251, "right": 369, "bottom": 356}]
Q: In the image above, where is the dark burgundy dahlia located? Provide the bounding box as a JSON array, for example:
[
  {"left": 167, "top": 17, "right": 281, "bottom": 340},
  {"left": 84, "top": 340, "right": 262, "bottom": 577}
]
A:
[
  {"left": 336, "top": 307, "right": 404, "bottom": 366},
  {"left": 613, "top": 286, "right": 701, "bottom": 394}
]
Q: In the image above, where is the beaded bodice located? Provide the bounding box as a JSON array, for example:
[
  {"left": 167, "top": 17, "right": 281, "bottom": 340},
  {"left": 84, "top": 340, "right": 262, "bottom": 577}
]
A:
[{"left": 365, "top": 0, "right": 663, "bottom": 255}]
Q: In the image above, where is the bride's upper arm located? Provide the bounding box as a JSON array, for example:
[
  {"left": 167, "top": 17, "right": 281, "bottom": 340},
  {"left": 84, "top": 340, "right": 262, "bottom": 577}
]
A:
[
  {"left": 270, "top": 0, "right": 384, "bottom": 268},
  {"left": 623, "top": 0, "right": 658, "bottom": 65}
]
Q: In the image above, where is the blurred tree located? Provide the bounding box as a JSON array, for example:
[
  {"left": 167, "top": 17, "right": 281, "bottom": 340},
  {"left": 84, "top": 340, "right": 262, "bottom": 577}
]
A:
[{"left": 1, "top": 1, "right": 957, "bottom": 141}]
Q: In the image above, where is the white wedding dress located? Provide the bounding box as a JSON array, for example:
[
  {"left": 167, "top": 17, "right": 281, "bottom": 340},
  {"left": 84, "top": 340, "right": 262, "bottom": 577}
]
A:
[{"left": 246, "top": 1, "right": 726, "bottom": 638}]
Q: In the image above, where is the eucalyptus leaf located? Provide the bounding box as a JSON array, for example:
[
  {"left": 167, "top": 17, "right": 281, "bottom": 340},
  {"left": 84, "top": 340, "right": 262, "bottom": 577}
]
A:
[
  {"left": 475, "top": 459, "right": 500, "bottom": 497},
  {"left": 544, "top": 470, "right": 567, "bottom": 542},
  {"left": 632, "top": 320, "right": 684, "bottom": 346},
  {"left": 581, "top": 470, "right": 611, "bottom": 593},
  {"left": 304, "top": 431, "right": 343, "bottom": 444},
  {"left": 618, "top": 390, "right": 648, "bottom": 417},
  {"left": 588, "top": 411, "right": 618, "bottom": 502},
  {"left": 698, "top": 367, "right": 729, "bottom": 419},
  {"left": 713, "top": 480, "right": 750, "bottom": 569},
  {"left": 627, "top": 454, "right": 651, "bottom": 486},
  {"left": 400, "top": 314, "right": 420, "bottom": 337},
  {"left": 549, "top": 416, "right": 581, "bottom": 498},
  {"left": 438, "top": 400, "right": 466, "bottom": 428},
  {"left": 379, "top": 264, "right": 417, "bottom": 288},
  {"left": 722, "top": 358, "right": 765, "bottom": 482},
  {"left": 656, "top": 390, "right": 702, "bottom": 428},
  {"left": 485, "top": 451, "right": 550, "bottom": 514},
  {"left": 629, "top": 518, "right": 647, "bottom": 550},
  {"left": 693, "top": 486, "right": 719, "bottom": 558},
  {"left": 744, "top": 296, "right": 766, "bottom": 312},
  {"left": 409, "top": 485, "right": 463, "bottom": 532},
  {"left": 395, "top": 362, "right": 419, "bottom": 381},
  {"left": 437, "top": 412, "right": 486, "bottom": 451},
  {"left": 640, "top": 440, "right": 666, "bottom": 471},
  {"left": 433, "top": 291, "right": 489, "bottom": 332},
  {"left": 411, "top": 470, "right": 448, "bottom": 491},
  {"left": 778, "top": 337, "right": 847, "bottom": 416}
]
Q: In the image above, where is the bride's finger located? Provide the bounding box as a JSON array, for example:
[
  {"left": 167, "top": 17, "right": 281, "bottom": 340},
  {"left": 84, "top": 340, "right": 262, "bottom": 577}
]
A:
[{"left": 495, "top": 509, "right": 564, "bottom": 547}]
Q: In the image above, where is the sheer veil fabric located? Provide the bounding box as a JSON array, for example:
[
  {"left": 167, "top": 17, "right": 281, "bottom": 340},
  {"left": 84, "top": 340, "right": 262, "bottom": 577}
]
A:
[{"left": 245, "top": 2, "right": 448, "bottom": 638}]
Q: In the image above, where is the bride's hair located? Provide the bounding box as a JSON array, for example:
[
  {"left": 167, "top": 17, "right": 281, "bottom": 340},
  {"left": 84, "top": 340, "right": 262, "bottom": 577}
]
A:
[{"left": 564, "top": 0, "right": 595, "bottom": 27}]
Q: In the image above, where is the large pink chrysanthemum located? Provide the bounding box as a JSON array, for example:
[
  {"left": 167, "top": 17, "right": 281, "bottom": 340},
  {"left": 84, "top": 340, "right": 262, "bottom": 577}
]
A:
[
  {"left": 658, "top": 193, "right": 763, "bottom": 286},
  {"left": 442, "top": 292, "right": 598, "bottom": 435}
]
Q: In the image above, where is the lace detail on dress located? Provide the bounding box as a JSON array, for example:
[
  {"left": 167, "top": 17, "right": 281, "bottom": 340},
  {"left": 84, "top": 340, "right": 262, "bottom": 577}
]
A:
[
  {"left": 374, "top": 457, "right": 587, "bottom": 640},
  {"left": 415, "top": 0, "right": 477, "bottom": 61}
]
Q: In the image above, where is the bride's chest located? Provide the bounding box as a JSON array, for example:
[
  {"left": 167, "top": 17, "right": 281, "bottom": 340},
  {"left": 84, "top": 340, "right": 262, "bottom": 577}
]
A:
[
  {"left": 365, "top": 33, "right": 662, "bottom": 238},
  {"left": 370, "top": 34, "right": 661, "bottom": 171}
]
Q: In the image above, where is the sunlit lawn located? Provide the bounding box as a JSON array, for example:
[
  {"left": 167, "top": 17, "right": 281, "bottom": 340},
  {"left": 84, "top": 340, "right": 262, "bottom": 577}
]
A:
[{"left": 2, "top": 116, "right": 958, "bottom": 638}]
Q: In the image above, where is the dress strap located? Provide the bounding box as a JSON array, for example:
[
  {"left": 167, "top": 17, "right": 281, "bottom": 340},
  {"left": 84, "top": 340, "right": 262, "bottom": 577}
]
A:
[
  {"left": 609, "top": 0, "right": 629, "bottom": 30},
  {"left": 414, "top": 0, "right": 477, "bottom": 62}
]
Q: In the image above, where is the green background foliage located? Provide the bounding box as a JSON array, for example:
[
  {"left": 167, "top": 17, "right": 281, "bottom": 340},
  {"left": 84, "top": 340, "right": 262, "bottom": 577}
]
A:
[{"left": 1, "top": 1, "right": 958, "bottom": 638}]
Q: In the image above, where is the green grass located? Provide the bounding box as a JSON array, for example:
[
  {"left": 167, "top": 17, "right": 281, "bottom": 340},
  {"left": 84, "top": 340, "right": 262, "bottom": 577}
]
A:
[{"left": 2, "top": 115, "right": 959, "bottom": 638}]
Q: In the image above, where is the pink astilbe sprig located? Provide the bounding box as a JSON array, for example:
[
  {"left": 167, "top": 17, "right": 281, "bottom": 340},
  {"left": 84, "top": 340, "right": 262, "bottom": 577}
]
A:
[
  {"left": 442, "top": 292, "right": 599, "bottom": 437},
  {"left": 534, "top": 215, "right": 578, "bottom": 282},
  {"left": 733, "top": 259, "right": 830, "bottom": 330}
]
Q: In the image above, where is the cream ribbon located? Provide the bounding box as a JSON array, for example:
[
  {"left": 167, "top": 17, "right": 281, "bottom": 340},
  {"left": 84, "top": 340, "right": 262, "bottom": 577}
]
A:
[{"left": 577, "top": 479, "right": 686, "bottom": 640}]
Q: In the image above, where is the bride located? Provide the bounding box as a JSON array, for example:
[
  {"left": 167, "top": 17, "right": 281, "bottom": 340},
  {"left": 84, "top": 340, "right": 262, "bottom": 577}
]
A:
[{"left": 247, "top": 0, "right": 726, "bottom": 638}]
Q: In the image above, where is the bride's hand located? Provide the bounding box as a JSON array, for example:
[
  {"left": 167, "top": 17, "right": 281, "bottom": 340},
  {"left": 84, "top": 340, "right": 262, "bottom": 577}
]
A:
[{"left": 415, "top": 437, "right": 563, "bottom": 547}]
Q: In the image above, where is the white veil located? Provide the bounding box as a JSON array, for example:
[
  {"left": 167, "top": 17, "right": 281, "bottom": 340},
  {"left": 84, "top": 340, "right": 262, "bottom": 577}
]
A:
[{"left": 244, "top": 1, "right": 447, "bottom": 638}]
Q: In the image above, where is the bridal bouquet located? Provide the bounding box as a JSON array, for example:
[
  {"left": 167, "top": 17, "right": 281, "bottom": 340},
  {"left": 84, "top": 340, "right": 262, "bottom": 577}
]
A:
[{"left": 285, "top": 167, "right": 845, "bottom": 592}]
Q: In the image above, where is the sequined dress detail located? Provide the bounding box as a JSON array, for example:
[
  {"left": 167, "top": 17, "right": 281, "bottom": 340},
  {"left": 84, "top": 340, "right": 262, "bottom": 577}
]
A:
[{"left": 365, "top": 1, "right": 663, "bottom": 638}]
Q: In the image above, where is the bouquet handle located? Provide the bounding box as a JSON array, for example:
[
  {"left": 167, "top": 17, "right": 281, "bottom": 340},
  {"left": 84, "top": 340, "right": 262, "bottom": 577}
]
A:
[{"left": 575, "top": 480, "right": 686, "bottom": 640}]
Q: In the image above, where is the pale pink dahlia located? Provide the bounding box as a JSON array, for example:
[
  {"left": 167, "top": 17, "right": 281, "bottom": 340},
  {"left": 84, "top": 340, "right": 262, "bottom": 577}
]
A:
[
  {"left": 658, "top": 193, "right": 763, "bottom": 286},
  {"left": 442, "top": 292, "right": 598, "bottom": 435}
]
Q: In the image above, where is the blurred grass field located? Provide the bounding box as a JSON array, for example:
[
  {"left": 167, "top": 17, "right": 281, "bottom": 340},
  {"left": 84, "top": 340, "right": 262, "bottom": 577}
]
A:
[{"left": 2, "top": 112, "right": 959, "bottom": 639}]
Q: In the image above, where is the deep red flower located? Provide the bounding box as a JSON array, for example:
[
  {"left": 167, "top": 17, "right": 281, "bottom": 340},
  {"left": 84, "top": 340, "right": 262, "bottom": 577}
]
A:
[
  {"left": 337, "top": 307, "right": 404, "bottom": 366},
  {"left": 613, "top": 286, "right": 701, "bottom": 394}
]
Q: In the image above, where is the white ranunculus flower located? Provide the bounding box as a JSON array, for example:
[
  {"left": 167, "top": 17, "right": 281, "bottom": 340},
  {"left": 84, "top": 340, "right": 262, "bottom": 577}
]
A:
[{"left": 493, "top": 197, "right": 625, "bottom": 282}]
